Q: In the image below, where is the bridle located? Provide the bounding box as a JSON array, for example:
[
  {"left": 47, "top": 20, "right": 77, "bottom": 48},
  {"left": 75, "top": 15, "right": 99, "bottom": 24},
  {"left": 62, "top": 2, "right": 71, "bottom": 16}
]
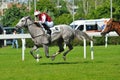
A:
[{"left": 24, "top": 17, "right": 34, "bottom": 27}]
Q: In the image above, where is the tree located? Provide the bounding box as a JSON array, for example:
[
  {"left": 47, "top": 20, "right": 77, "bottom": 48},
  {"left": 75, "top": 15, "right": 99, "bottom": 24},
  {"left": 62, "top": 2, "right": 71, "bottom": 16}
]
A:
[
  {"left": 112, "top": 0, "right": 120, "bottom": 20},
  {"left": 86, "top": 0, "right": 120, "bottom": 20},
  {"left": 29, "top": 0, "right": 57, "bottom": 20},
  {"left": 1, "top": 4, "right": 27, "bottom": 27},
  {"left": 54, "top": 13, "right": 72, "bottom": 25},
  {"left": 29, "top": 0, "right": 70, "bottom": 24}
]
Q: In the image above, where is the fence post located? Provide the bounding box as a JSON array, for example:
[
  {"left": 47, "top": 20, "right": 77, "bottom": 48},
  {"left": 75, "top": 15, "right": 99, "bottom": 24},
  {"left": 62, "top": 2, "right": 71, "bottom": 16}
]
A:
[
  {"left": 83, "top": 38, "right": 86, "bottom": 59},
  {"left": 90, "top": 38, "right": 94, "bottom": 60},
  {"left": 105, "top": 35, "right": 108, "bottom": 48},
  {"left": 3, "top": 30, "right": 6, "bottom": 46},
  {"left": 21, "top": 38, "right": 26, "bottom": 61}
]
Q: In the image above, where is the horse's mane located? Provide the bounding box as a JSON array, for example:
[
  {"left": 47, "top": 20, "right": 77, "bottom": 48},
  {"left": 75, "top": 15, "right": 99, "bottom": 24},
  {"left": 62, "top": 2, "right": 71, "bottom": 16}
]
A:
[
  {"left": 113, "top": 21, "right": 120, "bottom": 24},
  {"left": 111, "top": 19, "right": 120, "bottom": 24},
  {"left": 26, "top": 16, "right": 42, "bottom": 28},
  {"left": 111, "top": 18, "right": 119, "bottom": 22},
  {"left": 27, "top": 16, "right": 34, "bottom": 22}
]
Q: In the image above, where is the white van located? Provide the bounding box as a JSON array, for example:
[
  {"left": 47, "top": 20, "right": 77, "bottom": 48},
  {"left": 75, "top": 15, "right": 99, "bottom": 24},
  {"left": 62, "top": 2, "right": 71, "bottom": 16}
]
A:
[{"left": 70, "top": 18, "right": 110, "bottom": 32}]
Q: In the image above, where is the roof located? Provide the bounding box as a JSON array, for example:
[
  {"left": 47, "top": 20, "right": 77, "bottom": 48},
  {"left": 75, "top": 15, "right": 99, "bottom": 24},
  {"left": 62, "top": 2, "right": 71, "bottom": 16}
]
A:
[
  {"left": 70, "top": 18, "right": 110, "bottom": 25},
  {"left": 3, "top": 27, "right": 15, "bottom": 29}
]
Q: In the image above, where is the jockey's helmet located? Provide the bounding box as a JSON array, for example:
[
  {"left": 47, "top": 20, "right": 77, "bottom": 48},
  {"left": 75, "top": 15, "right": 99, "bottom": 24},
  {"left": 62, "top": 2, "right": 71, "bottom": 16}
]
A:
[{"left": 34, "top": 10, "right": 40, "bottom": 16}]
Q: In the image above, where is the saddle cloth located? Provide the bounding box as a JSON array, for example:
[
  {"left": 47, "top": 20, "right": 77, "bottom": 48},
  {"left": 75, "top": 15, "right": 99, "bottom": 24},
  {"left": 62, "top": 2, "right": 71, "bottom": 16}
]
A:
[{"left": 50, "top": 26, "right": 61, "bottom": 34}]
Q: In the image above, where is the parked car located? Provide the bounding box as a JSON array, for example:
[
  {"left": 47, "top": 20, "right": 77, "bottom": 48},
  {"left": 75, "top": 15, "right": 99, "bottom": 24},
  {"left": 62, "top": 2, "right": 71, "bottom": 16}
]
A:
[{"left": 0, "top": 24, "right": 4, "bottom": 47}]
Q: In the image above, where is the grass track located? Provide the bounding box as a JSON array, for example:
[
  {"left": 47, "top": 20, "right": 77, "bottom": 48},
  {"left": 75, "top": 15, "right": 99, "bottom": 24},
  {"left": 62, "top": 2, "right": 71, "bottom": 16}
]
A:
[{"left": 0, "top": 45, "right": 120, "bottom": 80}]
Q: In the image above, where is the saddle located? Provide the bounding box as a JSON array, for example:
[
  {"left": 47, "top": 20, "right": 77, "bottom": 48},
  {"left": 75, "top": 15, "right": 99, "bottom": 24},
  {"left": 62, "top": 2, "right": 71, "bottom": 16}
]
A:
[
  {"left": 34, "top": 22, "right": 51, "bottom": 35},
  {"left": 34, "top": 22, "right": 60, "bottom": 35}
]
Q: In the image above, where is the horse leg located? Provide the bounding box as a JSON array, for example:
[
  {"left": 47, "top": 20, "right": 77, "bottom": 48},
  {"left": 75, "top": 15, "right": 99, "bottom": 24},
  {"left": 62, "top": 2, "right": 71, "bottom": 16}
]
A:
[
  {"left": 42, "top": 44, "right": 50, "bottom": 58},
  {"left": 51, "top": 38, "right": 64, "bottom": 61},
  {"left": 63, "top": 43, "right": 73, "bottom": 61},
  {"left": 30, "top": 45, "right": 42, "bottom": 59}
]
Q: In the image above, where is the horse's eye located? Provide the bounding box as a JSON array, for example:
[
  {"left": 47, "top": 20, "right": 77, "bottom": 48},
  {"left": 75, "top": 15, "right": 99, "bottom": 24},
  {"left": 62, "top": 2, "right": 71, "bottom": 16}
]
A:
[{"left": 21, "top": 20, "right": 24, "bottom": 22}]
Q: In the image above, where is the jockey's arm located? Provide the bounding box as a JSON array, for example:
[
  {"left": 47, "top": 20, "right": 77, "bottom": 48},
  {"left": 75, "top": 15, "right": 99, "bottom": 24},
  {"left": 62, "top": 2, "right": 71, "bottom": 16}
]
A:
[
  {"left": 41, "top": 14, "right": 46, "bottom": 23},
  {"left": 34, "top": 14, "right": 46, "bottom": 28}
]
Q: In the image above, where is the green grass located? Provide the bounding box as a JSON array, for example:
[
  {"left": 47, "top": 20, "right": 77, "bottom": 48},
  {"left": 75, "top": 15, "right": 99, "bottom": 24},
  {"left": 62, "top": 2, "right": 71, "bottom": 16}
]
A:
[{"left": 0, "top": 45, "right": 120, "bottom": 80}]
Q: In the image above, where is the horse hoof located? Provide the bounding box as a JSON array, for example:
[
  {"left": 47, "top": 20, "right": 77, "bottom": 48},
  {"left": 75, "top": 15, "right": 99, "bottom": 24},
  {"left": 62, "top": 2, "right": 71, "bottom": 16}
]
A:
[
  {"left": 36, "top": 56, "right": 42, "bottom": 62},
  {"left": 63, "top": 56, "right": 66, "bottom": 61},
  {"left": 35, "top": 56, "right": 42, "bottom": 59},
  {"left": 51, "top": 56, "right": 55, "bottom": 61},
  {"left": 36, "top": 58, "right": 39, "bottom": 62}
]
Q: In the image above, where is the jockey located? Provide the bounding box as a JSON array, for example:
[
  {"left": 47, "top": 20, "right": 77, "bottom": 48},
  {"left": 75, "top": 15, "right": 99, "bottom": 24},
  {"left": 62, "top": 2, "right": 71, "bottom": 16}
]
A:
[
  {"left": 34, "top": 10, "right": 54, "bottom": 35},
  {"left": 101, "top": 20, "right": 108, "bottom": 30}
]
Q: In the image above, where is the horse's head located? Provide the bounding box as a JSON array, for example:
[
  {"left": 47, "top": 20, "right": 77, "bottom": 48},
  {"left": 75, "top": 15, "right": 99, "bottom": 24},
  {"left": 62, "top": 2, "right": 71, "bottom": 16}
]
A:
[
  {"left": 101, "top": 19, "right": 114, "bottom": 36},
  {"left": 16, "top": 16, "right": 32, "bottom": 29}
]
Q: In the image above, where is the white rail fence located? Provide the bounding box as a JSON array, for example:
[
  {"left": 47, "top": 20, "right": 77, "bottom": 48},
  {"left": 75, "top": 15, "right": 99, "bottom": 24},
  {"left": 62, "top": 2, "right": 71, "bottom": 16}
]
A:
[
  {"left": 0, "top": 34, "right": 31, "bottom": 61},
  {"left": 0, "top": 32, "right": 118, "bottom": 61}
]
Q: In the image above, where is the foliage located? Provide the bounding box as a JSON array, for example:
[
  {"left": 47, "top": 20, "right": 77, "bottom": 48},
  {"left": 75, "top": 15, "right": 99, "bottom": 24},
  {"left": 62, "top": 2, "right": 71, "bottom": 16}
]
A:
[
  {"left": 112, "top": 1, "right": 120, "bottom": 20},
  {"left": 86, "top": 0, "right": 120, "bottom": 20},
  {"left": 29, "top": 0, "right": 58, "bottom": 21},
  {"left": 26, "top": 39, "right": 34, "bottom": 48},
  {"left": 54, "top": 13, "right": 72, "bottom": 25},
  {"left": 36, "top": 0, "right": 56, "bottom": 20},
  {"left": 29, "top": 0, "right": 70, "bottom": 25},
  {"left": 1, "top": 4, "right": 27, "bottom": 27},
  {"left": 2, "top": 0, "right": 120, "bottom": 25},
  {"left": 87, "top": 6, "right": 110, "bottom": 19}
]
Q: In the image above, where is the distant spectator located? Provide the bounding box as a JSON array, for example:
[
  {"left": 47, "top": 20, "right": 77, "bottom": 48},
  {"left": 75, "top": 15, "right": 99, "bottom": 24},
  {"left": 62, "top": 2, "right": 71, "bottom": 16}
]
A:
[
  {"left": 12, "top": 30, "right": 18, "bottom": 49},
  {"left": 101, "top": 20, "right": 107, "bottom": 30}
]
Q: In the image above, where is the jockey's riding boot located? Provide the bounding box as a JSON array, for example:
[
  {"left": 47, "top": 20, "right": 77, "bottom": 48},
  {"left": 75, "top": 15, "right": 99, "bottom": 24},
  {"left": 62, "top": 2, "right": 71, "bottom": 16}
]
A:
[
  {"left": 47, "top": 29, "right": 51, "bottom": 44},
  {"left": 42, "top": 24, "right": 51, "bottom": 44},
  {"left": 43, "top": 24, "right": 51, "bottom": 35},
  {"left": 47, "top": 29, "right": 51, "bottom": 35}
]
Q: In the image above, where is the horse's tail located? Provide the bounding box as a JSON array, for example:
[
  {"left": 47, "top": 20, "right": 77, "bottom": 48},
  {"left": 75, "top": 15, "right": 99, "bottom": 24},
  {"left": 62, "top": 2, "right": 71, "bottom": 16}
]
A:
[{"left": 75, "top": 30, "right": 93, "bottom": 41}]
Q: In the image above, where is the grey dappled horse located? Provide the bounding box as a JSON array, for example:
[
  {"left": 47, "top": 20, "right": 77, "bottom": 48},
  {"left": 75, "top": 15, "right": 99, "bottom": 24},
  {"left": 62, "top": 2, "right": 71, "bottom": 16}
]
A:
[{"left": 16, "top": 16, "right": 92, "bottom": 61}]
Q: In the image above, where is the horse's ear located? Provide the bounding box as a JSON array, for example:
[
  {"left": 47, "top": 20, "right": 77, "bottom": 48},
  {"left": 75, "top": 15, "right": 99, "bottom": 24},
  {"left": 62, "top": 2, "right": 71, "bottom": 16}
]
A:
[
  {"left": 110, "top": 18, "right": 114, "bottom": 21},
  {"left": 26, "top": 16, "right": 33, "bottom": 21},
  {"left": 26, "top": 16, "right": 30, "bottom": 19}
]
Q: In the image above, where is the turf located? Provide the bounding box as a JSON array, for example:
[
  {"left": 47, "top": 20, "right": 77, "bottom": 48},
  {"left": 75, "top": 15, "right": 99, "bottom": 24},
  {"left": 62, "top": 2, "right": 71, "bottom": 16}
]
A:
[{"left": 0, "top": 45, "right": 120, "bottom": 80}]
